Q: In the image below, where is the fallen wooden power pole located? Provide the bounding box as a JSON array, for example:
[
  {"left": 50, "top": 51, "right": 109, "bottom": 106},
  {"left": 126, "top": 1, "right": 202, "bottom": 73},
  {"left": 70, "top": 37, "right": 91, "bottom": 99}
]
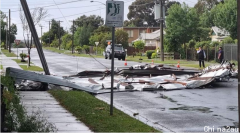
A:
[{"left": 20, "top": 0, "right": 50, "bottom": 75}]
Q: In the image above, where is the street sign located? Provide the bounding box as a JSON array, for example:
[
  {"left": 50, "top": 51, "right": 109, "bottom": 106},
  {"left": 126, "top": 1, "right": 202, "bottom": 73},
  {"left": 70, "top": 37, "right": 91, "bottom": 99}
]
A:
[
  {"left": 105, "top": 1, "right": 124, "bottom": 27},
  {"left": 95, "top": 42, "right": 99, "bottom": 46},
  {"left": 14, "top": 40, "right": 21, "bottom": 45}
]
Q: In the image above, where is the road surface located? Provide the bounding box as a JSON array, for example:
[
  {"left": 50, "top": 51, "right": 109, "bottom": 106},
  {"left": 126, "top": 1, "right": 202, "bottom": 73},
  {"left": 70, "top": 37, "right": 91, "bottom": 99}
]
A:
[{"left": 11, "top": 48, "right": 238, "bottom": 132}]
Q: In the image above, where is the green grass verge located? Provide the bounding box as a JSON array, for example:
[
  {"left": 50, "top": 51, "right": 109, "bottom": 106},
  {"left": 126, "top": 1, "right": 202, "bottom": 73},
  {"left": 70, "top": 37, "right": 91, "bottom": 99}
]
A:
[
  {"left": 19, "top": 65, "right": 43, "bottom": 72},
  {"left": 12, "top": 59, "right": 33, "bottom": 64},
  {"left": 43, "top": 47, "right": 218, "bottom": 69},
  {"left": 43, "top": 47, "right": 104, "bottom": 58},
  {"left": 126, "top": 56, "right": 217, "bottom": 69},
  {"left": 49, "top": 90, "right": 159, "bottom": 132},
  {"left": 1, "top": 49, "right": 17, "bottom": 57}
]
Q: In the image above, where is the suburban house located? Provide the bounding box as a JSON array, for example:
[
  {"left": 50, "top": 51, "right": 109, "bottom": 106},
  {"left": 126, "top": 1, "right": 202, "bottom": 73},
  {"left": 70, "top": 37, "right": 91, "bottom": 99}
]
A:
[
  {"left": 116, "top": 27, "right": 160, "bottom": 46},
  {"left": 132, "top": 29, "right": 166, "bottom": 48},
  {"left": 210, "top": 26, "right": 230, "bottom": 42}
]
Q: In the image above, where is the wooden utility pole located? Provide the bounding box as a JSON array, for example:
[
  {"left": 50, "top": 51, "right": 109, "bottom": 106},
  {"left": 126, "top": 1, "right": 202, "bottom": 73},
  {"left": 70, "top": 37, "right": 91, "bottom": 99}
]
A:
[
  {"left": 20, "top": 0, "right": 50, "bottom": 75},
  {"left": 70, "top": 20, "right": 77, "bottom": 54},
  {"left": 5, "top": 17, "right": 8, "bottom": 49},
  {"left": 39, "top": 25, "right": 44, "bottom": 45},
  {"left": 58, "top": 21, "right": 63, "bottom": 50},
  {"left": 237, "top": 0, "right": 240, "bottom": 128},
  {"left": 9, "top": 9, "right": 11, "bottom": 53},
  {"left": 47, "top": 21, "right": 51, "bottom": 46},
  {"left": 159, "top": 0, "right": 165, "bottom": 61}
]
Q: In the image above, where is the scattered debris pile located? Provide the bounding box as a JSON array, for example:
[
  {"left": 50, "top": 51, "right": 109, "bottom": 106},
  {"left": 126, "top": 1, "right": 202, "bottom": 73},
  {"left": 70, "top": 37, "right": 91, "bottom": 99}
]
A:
[{"left": 6, "top": 61, "right": 238, "bottom": 93}]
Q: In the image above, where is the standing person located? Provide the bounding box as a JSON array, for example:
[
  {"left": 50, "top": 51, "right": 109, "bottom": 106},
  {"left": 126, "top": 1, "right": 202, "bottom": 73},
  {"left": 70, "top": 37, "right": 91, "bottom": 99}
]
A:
[
  {"left": 197, "top": 46, "right": 206, "bottom": 68},
  {"left": 218, "top": 47, "right": 224, "bottom": 63}
]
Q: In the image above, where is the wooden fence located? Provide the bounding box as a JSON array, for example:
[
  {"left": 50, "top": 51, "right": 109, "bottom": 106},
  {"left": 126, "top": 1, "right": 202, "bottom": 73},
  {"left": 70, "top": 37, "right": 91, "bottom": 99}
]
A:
[
  {"left": 126, "top": 46, "right": 156, "bottom": 55},
  {"left": 126, "top": 46, "right": 181, "bottom": 59}
]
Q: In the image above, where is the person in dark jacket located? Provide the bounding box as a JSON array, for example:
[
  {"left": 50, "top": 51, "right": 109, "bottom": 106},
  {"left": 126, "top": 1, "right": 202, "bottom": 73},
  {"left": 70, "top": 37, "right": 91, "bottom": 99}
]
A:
[
  {"left": 218, "top": 47, "right": 224, "bottom": 63},
  {"left": 197, "top": 46, "right": 206, "bottom": 68}
]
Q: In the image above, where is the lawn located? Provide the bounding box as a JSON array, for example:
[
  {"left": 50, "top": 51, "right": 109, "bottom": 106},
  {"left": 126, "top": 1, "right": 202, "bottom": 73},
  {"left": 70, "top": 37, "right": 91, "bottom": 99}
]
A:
[
  {"left": 43, "top": 47, "right": 217, "bottom": 69},
  {"left": 1, "top": 49, "right": 17, "bottom": 57},
  {"left": 19, "top": 65, "right": 43, "bottom": 72},
  {"left": 12, "top": 59, "right": 33, "bottom": 64},
  {"left": 126, "top": 56, "right": 216, "bottom": 69},
  {"left": 43, "top": 47, "right": 104, "bottom": 58},
  {"left": 49, "top": 90, "right": 159, "bottom": 132}
]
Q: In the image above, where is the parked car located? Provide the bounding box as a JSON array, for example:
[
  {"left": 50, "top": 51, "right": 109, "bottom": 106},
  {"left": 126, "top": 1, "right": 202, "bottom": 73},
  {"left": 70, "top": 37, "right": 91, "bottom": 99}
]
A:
[{"left": 104, "top": 44, "right": 126, "bottom": 60}]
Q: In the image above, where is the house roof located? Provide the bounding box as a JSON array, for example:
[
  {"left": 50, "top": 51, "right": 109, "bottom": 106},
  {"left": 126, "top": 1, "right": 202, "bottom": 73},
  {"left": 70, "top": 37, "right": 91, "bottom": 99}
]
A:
[
  {"left": 132, "top": 29, "right": 166, "bottom": 42},
  {"left": 212, "top": 26, "right": 230, "bottom": 36},
  {"left": 140, "top": 30, "right": 166, "bottom": 40}
]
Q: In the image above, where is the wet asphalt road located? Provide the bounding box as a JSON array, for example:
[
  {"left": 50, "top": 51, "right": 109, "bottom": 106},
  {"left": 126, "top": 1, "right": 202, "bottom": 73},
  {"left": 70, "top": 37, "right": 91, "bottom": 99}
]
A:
[
  {"left": 11, "top": 48, "right": 238, "bottom": 132},
  {"left": 12, "top": 48, "right": 145, "bottom": 75}
]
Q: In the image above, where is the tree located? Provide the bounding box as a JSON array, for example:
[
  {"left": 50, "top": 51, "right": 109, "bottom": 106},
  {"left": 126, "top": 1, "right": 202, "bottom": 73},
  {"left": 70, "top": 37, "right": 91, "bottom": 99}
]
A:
[
  {"left": 165, "top": 3, "right": 199, "bottom": 55},
  {"left": 211, "top": 0, "right": 237, "bottom": 39},
  {"left": 194, "top": 0, "right": 221, "bottom": 15},
  {"left": 1, "top": 10, "right": 17, "bottom": 49},
  {"left": 126, "top": 0, "right": 179, "bottom": 27},
  {"left": 89, "top": 26, "right": 111, "bottom": 48},
  {"left": 123, "top": 20, "right": 136, "bottom": 27},
  {"left": 199, "top": 11, "right": 214, "bottom": 28},
  {"left": 72, "top": 15, "right": 103, "bottom": 32},
  {"left": 50, "top": 35, "right": 58, "bottom": 47},
  {"left": 221, "top": 36, "right": 235, "bottom": 45},
  {"left": 115, "top": 29, "right": 129, "bottom": 48},
  {"left": 41, "top": 19, "right": 65, "bottom": 45},
  {"left": 195, "top": 27, "right": 211, "bottom": 41},
  {"left": 134, "top": 40, "right": 145, "bottom": 53},
  {"left": 19, "top": 7, "right": 48, "bottom": 66},
  {"left": 93, "top": 26, "right": 111, "bottom": 34},
  {"left": 61, "top": 33, "right": 71, "bottom": 49},
  {"left": 74, "top": 24, "right": 95, "bottom": 46},
  {"left": 1, "top": 11, "right": 7, "bottom": 49},
  {"left": 127, "top": 0, "right": 156, "bottom": 27}
]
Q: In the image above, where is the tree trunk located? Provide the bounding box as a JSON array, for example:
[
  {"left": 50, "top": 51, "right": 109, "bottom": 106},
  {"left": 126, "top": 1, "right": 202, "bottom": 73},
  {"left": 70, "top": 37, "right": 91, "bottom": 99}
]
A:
[
  {"left": 28, "top": 48, "right": 31, "bottom": 67},
  {"left": 207, "top": 48, "right": 209, "bottom": 62},
  {"left": 28, "top": 36, "right": 33, "bottom": 67}
]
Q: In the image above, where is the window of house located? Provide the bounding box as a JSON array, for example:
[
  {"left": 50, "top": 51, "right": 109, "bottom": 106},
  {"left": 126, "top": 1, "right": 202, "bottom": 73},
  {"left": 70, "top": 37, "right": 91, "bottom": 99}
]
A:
[{"left": 127, "top": 30, "right": 133, "bottom": 37}]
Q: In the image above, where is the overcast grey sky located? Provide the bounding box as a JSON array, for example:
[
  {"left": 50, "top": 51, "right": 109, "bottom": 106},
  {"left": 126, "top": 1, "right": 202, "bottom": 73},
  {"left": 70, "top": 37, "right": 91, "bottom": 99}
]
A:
[{"left": 1, "top": 0, "right": 198, "bottom": 40}]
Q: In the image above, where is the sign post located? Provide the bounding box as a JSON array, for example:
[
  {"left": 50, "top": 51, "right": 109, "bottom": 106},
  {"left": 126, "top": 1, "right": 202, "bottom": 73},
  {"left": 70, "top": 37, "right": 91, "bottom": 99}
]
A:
[
  {"left": 15, "top": 40, "right": 20, "bottom": 60},
  {"left": 105, "top": 0, "right": 124, "bottom": 115},
  {"left": 95, "top": 42, "right": 99, "bottom": 55}
]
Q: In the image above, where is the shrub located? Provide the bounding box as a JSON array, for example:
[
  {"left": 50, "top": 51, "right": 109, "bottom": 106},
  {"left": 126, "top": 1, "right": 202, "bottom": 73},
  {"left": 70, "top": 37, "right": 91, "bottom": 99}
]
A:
[
  {"left": 1, "top": 42, "right": 5, "bottom": 48},
  {"left": 1, "top": 76, "right": 56, "bottom": 132},
  {"left": 146, "top": 50, "right": 155, "bottom": 59},
  {"left": 66, "top": 41, "right": 72, "bottom": 50},
  {"left": 42, "top": 42, "right": 48, "bottom": 47},
  {"left": 136, "top": 53, "right": 142, "bottom": 56},
  {"left": 75, "top": 46, "right": 82, "bottom": 54},
  {"left": 134, "top": 40, "right": 145, "bottom": 51},
  {"left": 20, "top": 53, "right": 27, "bottom": 62},
  {"left": 93, "top": 47, "right": 104, "bottom": 55},
  {"left": 151, "top": 53, "right": 157, "bottom": 59},
  {"left": 82, "top": 45, "right": 90, "bottom": 54}
]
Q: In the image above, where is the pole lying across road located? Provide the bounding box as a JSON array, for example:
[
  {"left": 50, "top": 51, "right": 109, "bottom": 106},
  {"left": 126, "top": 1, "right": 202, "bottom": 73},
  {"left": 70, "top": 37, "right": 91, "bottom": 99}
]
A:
[{"left": 20, "top": 0, "right": 50, "bottom": 75}]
